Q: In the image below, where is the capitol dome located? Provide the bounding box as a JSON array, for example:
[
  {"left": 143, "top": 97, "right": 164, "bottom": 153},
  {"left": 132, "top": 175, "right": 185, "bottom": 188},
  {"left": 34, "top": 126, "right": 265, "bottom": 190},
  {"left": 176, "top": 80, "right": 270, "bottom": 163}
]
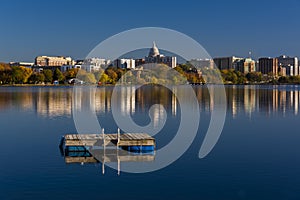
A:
[{"left": 148, "top": 41, "right": 160, "bottom": 57}]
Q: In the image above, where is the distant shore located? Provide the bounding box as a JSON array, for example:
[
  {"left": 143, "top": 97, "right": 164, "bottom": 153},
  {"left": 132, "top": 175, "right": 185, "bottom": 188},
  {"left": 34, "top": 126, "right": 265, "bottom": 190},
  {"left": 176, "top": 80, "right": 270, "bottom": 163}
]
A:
[{"left": 1, "top": 83, "right": 299, "bottom": 87}]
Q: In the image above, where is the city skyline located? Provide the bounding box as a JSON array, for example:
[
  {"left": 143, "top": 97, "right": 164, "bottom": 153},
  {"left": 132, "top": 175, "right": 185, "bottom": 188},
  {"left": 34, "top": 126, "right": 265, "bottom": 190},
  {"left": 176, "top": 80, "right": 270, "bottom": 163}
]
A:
[{"left": 1, "top": 0, "right": 300, "bottom": 62}]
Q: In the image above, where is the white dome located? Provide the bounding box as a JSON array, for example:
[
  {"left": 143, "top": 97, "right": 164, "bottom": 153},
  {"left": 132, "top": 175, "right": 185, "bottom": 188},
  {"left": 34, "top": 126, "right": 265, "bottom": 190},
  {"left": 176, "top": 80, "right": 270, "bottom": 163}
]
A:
[{"left": 148, "top": 41, "right": 160, "bottom": 57}]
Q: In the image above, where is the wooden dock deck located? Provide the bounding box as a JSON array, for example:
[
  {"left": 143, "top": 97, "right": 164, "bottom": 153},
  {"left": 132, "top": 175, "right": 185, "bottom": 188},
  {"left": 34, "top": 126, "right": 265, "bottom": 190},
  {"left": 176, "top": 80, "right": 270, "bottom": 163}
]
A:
[{"left": 62, "top": 132, "right": 155, "bottom": 149}]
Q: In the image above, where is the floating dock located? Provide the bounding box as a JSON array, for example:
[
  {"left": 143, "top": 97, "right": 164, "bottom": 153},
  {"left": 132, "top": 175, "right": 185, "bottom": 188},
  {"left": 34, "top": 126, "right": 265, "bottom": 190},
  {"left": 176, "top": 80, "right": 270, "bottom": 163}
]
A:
[{"left": 59, "top": 131, "right": 156, "bottom": 175}]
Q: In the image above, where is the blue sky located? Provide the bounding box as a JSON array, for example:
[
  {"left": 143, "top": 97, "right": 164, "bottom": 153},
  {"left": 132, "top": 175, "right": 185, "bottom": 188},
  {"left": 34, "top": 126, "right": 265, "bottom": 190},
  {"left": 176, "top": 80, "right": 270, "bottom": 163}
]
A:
[{"left": 0, "top": 0, "right": 300, "bottom": 62}]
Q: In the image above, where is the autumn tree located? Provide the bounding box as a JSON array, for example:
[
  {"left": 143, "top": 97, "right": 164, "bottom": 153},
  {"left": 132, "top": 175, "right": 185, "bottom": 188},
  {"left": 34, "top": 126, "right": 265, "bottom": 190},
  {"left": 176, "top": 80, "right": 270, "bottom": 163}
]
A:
[
  {"left": 0, "top": 63, "right": 12, "bottom": 84},
  {"left": 76, "top": 70, "right": 97, "bottom": 84},
  {"left": 105, "top": 69, "right": 118, "bottom": 84},
  {"left": 64, "top": 68, "right": 79, "bottom": 80},
  {"left": 99, "top": 73, "right": 110, "bottom": 84},
  {"left": 11, "top": 66, "right": 32, "bottom": 84}
]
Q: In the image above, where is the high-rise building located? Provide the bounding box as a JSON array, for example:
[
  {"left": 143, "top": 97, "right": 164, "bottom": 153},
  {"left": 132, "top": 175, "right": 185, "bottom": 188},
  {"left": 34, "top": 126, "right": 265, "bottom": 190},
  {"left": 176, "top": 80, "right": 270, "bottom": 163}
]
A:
[
  {"left": 258, "top": 57, "right": 279, "bottom": 76},
  {"left": 235, "top": 58, "right": 256, "bottom": 73},
  {"left": 145, "top": 42, "right": 177, "bottom": 68},
  {"left": 277, "top": 55, "right": 298, "bottom": 76},
  {"left": 213, "top": 56, "right": 243, "bottom": 70}
]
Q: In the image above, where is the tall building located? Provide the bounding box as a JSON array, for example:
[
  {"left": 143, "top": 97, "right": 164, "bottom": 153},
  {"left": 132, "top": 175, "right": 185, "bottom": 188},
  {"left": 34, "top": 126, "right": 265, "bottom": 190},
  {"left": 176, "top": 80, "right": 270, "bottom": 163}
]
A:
[
  {"left": 213, "top": 56, "right": 243, "bottom": 70},
  {"left": 258, "top": 57, "right": 279, "bottom": 76},
  {"left": 114, "top": 59, "right": 135, "bottom": 69},
  {"left": 235, "top": 58, "right": 256, "bottom": 73},
  {"left": 145, "top": 42, "right": 177, "bottom": 68},
  {"left": 277, "top": 55, "right": 298, "bottom": 76},
  {"left": 35, "top": 56, "right": 74, "bottom": 66}
]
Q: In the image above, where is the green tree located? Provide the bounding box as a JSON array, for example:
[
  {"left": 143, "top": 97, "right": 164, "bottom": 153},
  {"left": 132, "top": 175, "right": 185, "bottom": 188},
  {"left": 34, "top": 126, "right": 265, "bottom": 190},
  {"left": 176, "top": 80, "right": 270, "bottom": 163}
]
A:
[
  {"left": 278, "top": 76, "right": 289, "bottom": 83},
  {"left": 29, "top": 73, "right": 45, "bottom": 84},
  {"left": 289, "top": 76, "right": 300, "bottom": 84},
  {"left": 11, "top": 67, "right": 24, "bottom": 83},
  {"left": 21, "top": 66, "right": 33, "bottom": 83},
  {"left": 236, "top": 71, "right": 246, "bottom": 84},
  {"left": 43, "top": 69, "right": 53, "bottom": 83},
  {"left": 53, "top": 68, "right": 65, "bottom": 82},
  {"left": 246, "top": 72, "right": 262, "bottom": 83}
]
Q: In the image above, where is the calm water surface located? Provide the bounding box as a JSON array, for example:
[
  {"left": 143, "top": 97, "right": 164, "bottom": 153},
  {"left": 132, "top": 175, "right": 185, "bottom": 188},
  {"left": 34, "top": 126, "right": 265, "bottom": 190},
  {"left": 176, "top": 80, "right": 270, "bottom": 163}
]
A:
[{"left": 1, "top": 85, "right": 300, "bottom": 199}]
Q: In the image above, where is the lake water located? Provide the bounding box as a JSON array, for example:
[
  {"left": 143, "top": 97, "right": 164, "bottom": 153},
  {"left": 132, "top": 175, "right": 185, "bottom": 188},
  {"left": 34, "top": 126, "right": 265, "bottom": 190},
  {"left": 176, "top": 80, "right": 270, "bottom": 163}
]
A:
[{"left": 1, "top": 85, "right": 300, "bottom": 199}]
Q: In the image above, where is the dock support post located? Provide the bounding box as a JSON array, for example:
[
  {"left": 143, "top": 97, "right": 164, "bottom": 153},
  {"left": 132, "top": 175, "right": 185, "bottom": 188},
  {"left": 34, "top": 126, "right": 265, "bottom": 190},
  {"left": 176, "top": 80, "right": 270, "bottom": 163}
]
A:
[
  {"left": 102, "top": 128, "right": 105, "bottom": 140},
  {"left": 117, "top": 129, "right": 120, "bottom": 175},
  {"left": 117, "top": 157, "right": 120, "bottom": 176},
  {"left": 117, "top": 128, "right": 120, "bottom": 146},
  {"left": 102, "top": 128, "right": 105, "bottom": 175},
  {"left": 102, "top": 161, "right": 105, "bottom": 175}
]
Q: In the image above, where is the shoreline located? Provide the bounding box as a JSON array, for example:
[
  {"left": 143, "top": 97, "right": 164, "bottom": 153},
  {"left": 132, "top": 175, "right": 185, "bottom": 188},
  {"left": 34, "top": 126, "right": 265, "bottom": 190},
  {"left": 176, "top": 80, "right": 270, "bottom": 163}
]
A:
[{"left": 1, "top": 83, "right": 300, "bottom": 87}]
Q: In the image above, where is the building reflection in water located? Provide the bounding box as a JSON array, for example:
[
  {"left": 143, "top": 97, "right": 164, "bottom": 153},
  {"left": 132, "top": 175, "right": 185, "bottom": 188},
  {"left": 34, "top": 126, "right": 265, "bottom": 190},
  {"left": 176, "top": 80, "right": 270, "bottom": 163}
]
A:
[
  {"left": 36, "top": 88, "right": 72, "bottom": 117},
  {"left": 0, "top": 85, "right": 300, "bottom": 118},
  {"left": 194, "top": 85, "right": 300, "bottom": 117}
]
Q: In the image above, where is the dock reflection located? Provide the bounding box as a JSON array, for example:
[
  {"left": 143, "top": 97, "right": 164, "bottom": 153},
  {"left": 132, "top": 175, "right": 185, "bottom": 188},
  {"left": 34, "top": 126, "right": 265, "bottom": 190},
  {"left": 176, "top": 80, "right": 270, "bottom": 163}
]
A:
[
  {"left": 63, "top": 149, "right": 155, "bottom": 163},
  {"left": 60, "top": 148, "right": 155, "bottom": 175}
]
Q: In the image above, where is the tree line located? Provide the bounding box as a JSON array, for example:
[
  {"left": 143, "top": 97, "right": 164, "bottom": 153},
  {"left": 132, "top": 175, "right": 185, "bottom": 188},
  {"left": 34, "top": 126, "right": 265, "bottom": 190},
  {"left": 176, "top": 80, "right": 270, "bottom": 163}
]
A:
[
  {"left": 0, "top": 63, "right": 130, "bottom": 85},
  {"left": 1, "top": 62, "right": 300, "bottom": 85}
]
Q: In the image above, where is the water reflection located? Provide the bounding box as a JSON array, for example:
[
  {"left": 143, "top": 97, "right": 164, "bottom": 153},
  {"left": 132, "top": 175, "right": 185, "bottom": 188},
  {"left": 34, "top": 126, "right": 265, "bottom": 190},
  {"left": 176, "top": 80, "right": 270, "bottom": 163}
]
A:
[
  {"left": 60, "top": 147, "right": 155, "bottom": 175},
  {"left": 0, "top": 85, "right": 300, "bottom": 118}
]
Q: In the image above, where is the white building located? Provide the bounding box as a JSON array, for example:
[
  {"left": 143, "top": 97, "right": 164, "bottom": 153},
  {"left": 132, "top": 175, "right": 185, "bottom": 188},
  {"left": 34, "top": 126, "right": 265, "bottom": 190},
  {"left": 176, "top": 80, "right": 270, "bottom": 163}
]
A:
[
  {"left": 81, "top": 58, "right": 111, "bottom": 72},
  {"left": 9, "top": 62, "right": 34, "bottom": 69}
]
